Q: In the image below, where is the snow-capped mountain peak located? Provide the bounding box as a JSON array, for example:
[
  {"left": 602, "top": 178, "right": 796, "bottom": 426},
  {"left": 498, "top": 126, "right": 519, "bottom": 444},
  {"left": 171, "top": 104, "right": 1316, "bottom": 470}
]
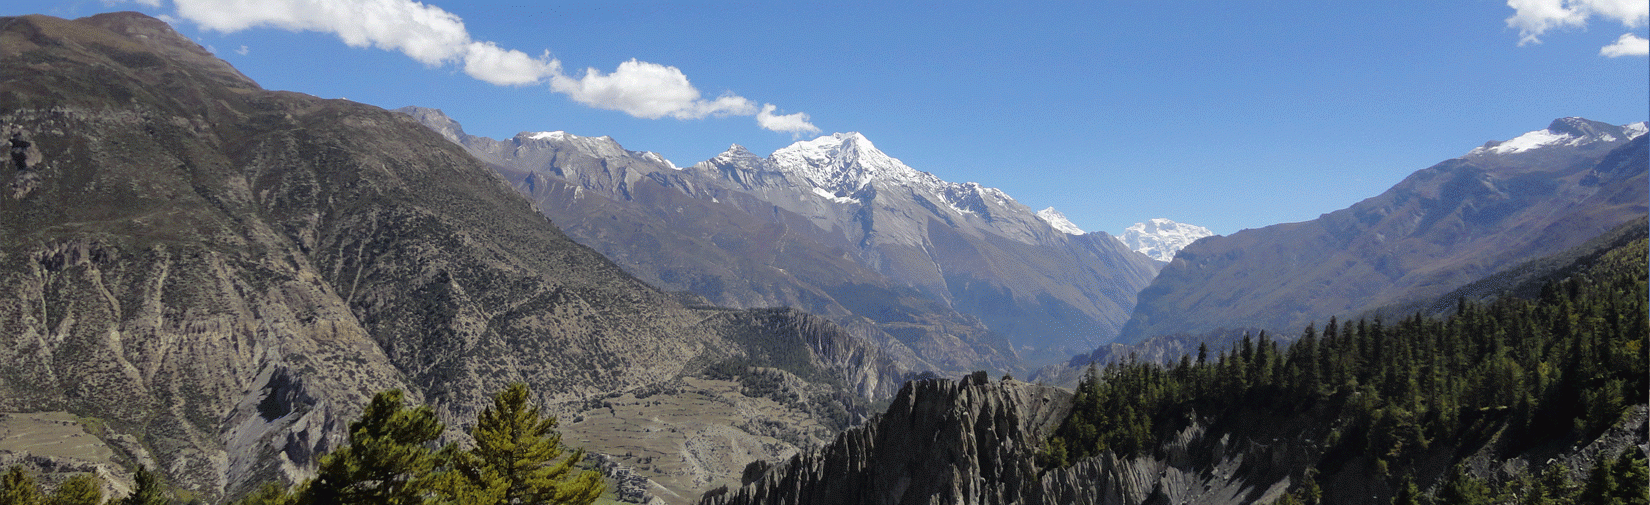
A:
[
  {"left": 1036, "top": 207, "right": 1085, "bottom": 235},
  {"left": 769, "top": 132, "right": 934, "bottom": 194},
  {"left": 1118, "top": 218, "right": 1215, "bottom": 262}
]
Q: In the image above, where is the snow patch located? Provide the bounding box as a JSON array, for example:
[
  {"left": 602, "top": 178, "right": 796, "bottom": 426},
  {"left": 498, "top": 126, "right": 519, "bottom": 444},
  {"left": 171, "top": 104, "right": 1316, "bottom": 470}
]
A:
[
  {"left": 528, "top": 131, "right": 568, "bottom": 141},
  {"left": 811, "top": 186, "right": 859, "bottom": 204},
  {"left": 1479, "top": 129, "right": 1577, "bottom": 155},
  {"left": 640, "top": 151, "right": 678, "bottom": 169},
  {"left": 1624, "top": 122, "right": 1648, "bottom": 140}
]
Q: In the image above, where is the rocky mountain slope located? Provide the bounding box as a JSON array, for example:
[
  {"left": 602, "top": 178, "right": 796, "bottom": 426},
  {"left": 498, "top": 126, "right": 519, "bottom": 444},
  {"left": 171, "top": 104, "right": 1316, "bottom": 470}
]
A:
[
  {"left": 1117, "top": 218, "right": 1215, "bottom": 263},
  {"left": 399, "top": 109, "right": 1161, "bottom": 367},
  {"left": 0, "top": 12, "right": 904, "bottom": 503},
  {"left": 1120, "top": 118, "right": 1647, "bottom": 342}
]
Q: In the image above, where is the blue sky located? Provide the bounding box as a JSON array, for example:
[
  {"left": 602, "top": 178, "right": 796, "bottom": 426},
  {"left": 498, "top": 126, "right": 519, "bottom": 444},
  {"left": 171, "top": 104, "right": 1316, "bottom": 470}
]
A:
[{"left": 10, "top": 1, "right": 1647, "bottom": 235}]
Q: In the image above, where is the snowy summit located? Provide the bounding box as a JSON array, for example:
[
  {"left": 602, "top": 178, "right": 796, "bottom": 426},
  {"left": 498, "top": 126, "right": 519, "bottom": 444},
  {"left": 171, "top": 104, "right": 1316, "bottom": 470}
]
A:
[
  {"left": 1037, "top": 208, "right": 1085, "bottom": 235},
  {"left": 1118, "top": 218, "right": 1215, "bottom": 262},
  {"left": 1467, "top": 118, "right": 1647, "bottom": 157}
]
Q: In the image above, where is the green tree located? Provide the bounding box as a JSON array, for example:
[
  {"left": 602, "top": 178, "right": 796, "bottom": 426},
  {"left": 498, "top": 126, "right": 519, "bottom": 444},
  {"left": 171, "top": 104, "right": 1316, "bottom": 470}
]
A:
[
  {"left": 1438, "top": 465, "right": 1492, "bottom": 505},
  {"left": 300, "top": 389, "right": 445, "bottom": 505},
  {"left": 1578, "top": 450, "right": 1650, "bottom": 505},
  {"left": 1, "top": 466, "right": 43, "bottom": 505},
  {"left": 452, "top": 383, "right": 604, "bottom": 505},
  {"left": 1390, "top": 475, "right": 1425, "bottom": 505},
  {"left": 46, "top": 474, "right": 103, "bottom": 505},
  {"left": 121, "top": 466, "right": 170, "bottom": 505},
  {"left": 230, "top": 481, "right": 298, "bottom": 505}
]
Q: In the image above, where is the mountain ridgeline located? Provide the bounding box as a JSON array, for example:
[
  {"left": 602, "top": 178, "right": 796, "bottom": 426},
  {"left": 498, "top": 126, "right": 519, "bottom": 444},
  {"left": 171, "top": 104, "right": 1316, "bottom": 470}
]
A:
[
  {"left": 1120, "top": 118, "right": 1648, "bottom": 343},
  {"left": 0, "top": 12, "right": 907, "bottom": 502},
  {"left": 397, "top": 108, "right": 1161, "bottom": 369}
]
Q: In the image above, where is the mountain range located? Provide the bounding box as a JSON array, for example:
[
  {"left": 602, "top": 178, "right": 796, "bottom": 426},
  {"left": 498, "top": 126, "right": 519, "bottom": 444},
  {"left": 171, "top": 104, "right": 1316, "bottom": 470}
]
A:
[
  {"left": 397, "top": 108, "right": 1162, "bottom": 368},
  {"left": 1, "top": 9, "right": 1645, "bottom": 505},
  {"left": 1119, "top": 117, "right": 1647, "bottom": 343}
]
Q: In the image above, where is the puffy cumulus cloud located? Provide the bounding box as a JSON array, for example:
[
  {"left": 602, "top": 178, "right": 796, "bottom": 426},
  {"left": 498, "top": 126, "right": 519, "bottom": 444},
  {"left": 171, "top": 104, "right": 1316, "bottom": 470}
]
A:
[
  {"left": 155, "top": 0, "right": 815, "bottom": 132},
  {"left": 173, "top": 0, "right": 472, "bottom": 65},
  {"left": 756, "top": 104, "right": 820, "bottom": 136},
  {"left": 1600, "top": 32, "right": 1650, "bottom": 56},
  {"left": 550, "top": 59, "right": 757, "bottom": 119},
  {"left": 1505, "top": 0, "right": 1649, "bottom": 47},
  {"left": 463, "top": 42, "right": 558, "bottom": 86}
]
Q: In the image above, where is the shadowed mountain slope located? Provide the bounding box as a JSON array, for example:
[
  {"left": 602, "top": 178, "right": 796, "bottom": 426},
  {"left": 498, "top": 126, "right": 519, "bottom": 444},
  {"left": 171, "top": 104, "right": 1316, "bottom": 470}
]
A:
[{"left": 1121, "top": 118, "right": 1647, "bottom": 342}]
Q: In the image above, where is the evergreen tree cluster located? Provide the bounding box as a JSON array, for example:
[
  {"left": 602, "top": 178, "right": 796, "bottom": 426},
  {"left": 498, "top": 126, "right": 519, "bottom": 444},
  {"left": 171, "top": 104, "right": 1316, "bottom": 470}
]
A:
[
  {"left": 1045, "top": 238, "right": 1649, "bottom": 502},
  {"left": 0, "top": 383, "right": 607, "bottom": 505},
  {"left": 0, "top": 466, "right": 104, "bottom": 505},
  {"left": 237, "top": 383, "right": 606, "bottom": 505}
]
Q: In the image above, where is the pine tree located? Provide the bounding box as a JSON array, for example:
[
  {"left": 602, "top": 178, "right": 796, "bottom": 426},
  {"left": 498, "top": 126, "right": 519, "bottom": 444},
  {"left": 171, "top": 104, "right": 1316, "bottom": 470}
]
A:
[
  {"left": 1438, "top": 465, "right": 1492, "bottom": 505},
  {"left": 300, "top": 389, "right": 444, "bottom": 505},
  {"left": 1390, "top": 475, "right": 1424, "bottom": 505},
  {"left": 46, "top": 474, "right": 103, "bottom": 505},
  {"left": 121, "top": 466, "right": 169, "bottom": 505},
  {"left": 454, "top": 382, "right": 604, "bottom": 505},
  {"left": 1, "top": 466, "right": 43, "bottom": 505}
]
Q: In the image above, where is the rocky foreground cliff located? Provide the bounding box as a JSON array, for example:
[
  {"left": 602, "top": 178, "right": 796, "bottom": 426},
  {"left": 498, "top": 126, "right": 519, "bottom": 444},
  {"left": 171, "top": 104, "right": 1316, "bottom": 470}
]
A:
[
  {"left": 0, "top": 12, "right": 905, "bottom": 502},
  {"left": 706, "top": 378, "right": 1648, "bottom": 505}
]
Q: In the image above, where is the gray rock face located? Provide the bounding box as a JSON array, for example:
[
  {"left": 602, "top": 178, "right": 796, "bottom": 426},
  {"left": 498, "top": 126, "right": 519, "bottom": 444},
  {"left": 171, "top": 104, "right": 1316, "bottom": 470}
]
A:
[{"left": 703, "top": 376, "right": 1072, "bottom": 505}]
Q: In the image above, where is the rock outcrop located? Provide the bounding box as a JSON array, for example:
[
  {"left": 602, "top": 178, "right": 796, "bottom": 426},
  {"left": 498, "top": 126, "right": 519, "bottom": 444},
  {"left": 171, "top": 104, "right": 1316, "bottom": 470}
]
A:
[{"left": 703, "top": 375, "right": 1071, "bottom": 505}]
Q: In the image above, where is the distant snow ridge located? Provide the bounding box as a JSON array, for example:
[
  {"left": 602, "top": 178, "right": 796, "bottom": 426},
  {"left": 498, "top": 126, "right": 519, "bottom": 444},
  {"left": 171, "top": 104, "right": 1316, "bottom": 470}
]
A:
[
  {"left": 523, "top": 130, "right": 677, "bottom": 168},
  {"left": 1036, "top": 208, "right": 1085, "bottom": 235},
  {"left": 1119, "top": 218, "right": 1214, "bottom": 262},
  {"left": 764, "top": 133, "right": 1022, "bottom": 217},
  {"left": 1467, "top": 118, "right": 1648, "bottom": 157}
]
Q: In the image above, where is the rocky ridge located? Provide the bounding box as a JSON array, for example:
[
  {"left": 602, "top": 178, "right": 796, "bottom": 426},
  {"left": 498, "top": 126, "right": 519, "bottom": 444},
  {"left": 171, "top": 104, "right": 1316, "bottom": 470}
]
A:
[{"left": 399, "top": 107, "right": 1161, "bottom": 367}]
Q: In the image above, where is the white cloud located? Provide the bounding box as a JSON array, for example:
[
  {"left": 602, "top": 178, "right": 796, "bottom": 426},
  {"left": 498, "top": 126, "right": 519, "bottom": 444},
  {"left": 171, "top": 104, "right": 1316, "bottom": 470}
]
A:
[
  {"left": 173, "top": 0, "right": 472, "bottom": 65},
  {"left": 550, "top": 59, "right": 757, "bottom": 119},
  {"left": 156, "top": 0, "right": 813, "bottom": 132},
  {"left": 1600, "top": 32, "right": 1650, "bottom": 56},
  {"left": 1505, "top": 0, "right": 1649, "bottom": 47},
  {"left": 462, "top": 42, "right": 558, "bottom": 86},
  {"left": 235, "top": 45, "right": 249, "bottom": 55},
  {"left": 756, "top": 104, "right": 820, "bottom": 135}
]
